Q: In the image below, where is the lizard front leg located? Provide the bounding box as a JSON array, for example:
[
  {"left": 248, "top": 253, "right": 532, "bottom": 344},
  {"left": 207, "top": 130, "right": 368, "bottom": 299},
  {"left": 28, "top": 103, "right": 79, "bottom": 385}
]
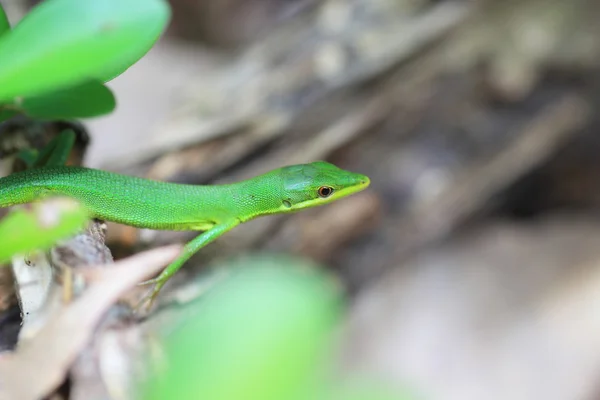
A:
[{"left": 138, "top": 220, "right": 239, "bottom": 310}]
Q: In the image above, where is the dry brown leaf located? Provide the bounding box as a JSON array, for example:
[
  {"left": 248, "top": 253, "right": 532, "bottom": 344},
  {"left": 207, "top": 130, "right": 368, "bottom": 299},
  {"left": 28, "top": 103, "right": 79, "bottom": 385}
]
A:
[{"left": 0, "top": 245, "right": 182, "bottom": 400}]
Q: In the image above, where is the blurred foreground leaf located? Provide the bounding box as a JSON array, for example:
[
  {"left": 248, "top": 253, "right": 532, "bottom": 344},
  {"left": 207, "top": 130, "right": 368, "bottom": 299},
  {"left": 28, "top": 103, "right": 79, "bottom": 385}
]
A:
[
  {"left": 0, "top": 198, "right": 88, "bottom": 264},
  {"left": 141, "top": 255, "right": 344, "bottom": 400}
]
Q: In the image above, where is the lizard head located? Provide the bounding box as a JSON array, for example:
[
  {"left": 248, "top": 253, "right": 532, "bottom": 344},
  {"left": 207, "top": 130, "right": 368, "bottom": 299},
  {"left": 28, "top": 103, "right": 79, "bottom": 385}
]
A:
[{"left": 278, "top": 161, "right": 370, "bottom": 212}]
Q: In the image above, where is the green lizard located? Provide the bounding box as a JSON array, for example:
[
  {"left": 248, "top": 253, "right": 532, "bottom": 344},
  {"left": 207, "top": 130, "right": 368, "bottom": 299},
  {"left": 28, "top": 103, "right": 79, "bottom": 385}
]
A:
[{"left": 0, "top": 135, "right": 370, "bottom": 308}]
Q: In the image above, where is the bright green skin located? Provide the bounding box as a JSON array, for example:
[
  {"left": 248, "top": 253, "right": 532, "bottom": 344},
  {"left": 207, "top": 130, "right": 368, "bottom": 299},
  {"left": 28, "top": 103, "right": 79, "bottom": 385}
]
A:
[{"left": 0, "top": 161, "right": 369, "bottom": 306}]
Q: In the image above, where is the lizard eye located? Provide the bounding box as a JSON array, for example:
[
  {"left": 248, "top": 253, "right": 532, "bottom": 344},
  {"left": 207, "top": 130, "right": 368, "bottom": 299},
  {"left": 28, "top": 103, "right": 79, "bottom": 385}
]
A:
[{"left": 318, "top": 186, "right": 334, "bottom": 198}]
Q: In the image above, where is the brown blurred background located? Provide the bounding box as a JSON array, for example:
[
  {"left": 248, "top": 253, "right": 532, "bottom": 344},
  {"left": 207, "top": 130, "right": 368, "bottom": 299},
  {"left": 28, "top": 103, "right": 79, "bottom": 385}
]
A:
[{"left": 5, "top": 0, "right": 600, "bottom": 399}]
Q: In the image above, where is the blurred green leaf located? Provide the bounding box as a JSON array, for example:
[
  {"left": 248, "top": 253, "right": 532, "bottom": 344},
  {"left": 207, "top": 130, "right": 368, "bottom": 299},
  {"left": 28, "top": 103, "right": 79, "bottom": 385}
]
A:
[
  {"left": 21, "top": 81, "right": 116, "bottom": 119},
  {"left": 0, "top": 198, "right": 88, "bottom": 264},
  {"left": 0, "top": 0, "right": 170, "bottom": 102},
  {"left": 0, "top": 4, "right": 9, "bottom": 36},
  {"left": 142, "top": 256, "right": 343, "bottom": 400}
]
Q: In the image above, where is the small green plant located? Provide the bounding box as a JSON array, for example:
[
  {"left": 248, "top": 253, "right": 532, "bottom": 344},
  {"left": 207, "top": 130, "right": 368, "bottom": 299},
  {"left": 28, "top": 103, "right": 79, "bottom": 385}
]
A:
[{"left": 0, "top": 0, "right": 170, "bottom": 120}]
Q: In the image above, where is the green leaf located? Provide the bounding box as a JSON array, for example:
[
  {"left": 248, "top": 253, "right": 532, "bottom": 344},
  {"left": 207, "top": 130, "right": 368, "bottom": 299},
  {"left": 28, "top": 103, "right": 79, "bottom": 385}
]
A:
[
  {"left": 142, "top": 256, "right": 343, "bottom": 400},
  {"left": 0, "top": 4, "right": 10, "bottom": 36},
  {"left": 21, "top": 81, "right": 116, "bottom": 119},
  {"left": 0, "top": 198, "right": 88, "bottom": 264},
  {"left": 0, "top": 0, "right": 170, "bottom": 102}
]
